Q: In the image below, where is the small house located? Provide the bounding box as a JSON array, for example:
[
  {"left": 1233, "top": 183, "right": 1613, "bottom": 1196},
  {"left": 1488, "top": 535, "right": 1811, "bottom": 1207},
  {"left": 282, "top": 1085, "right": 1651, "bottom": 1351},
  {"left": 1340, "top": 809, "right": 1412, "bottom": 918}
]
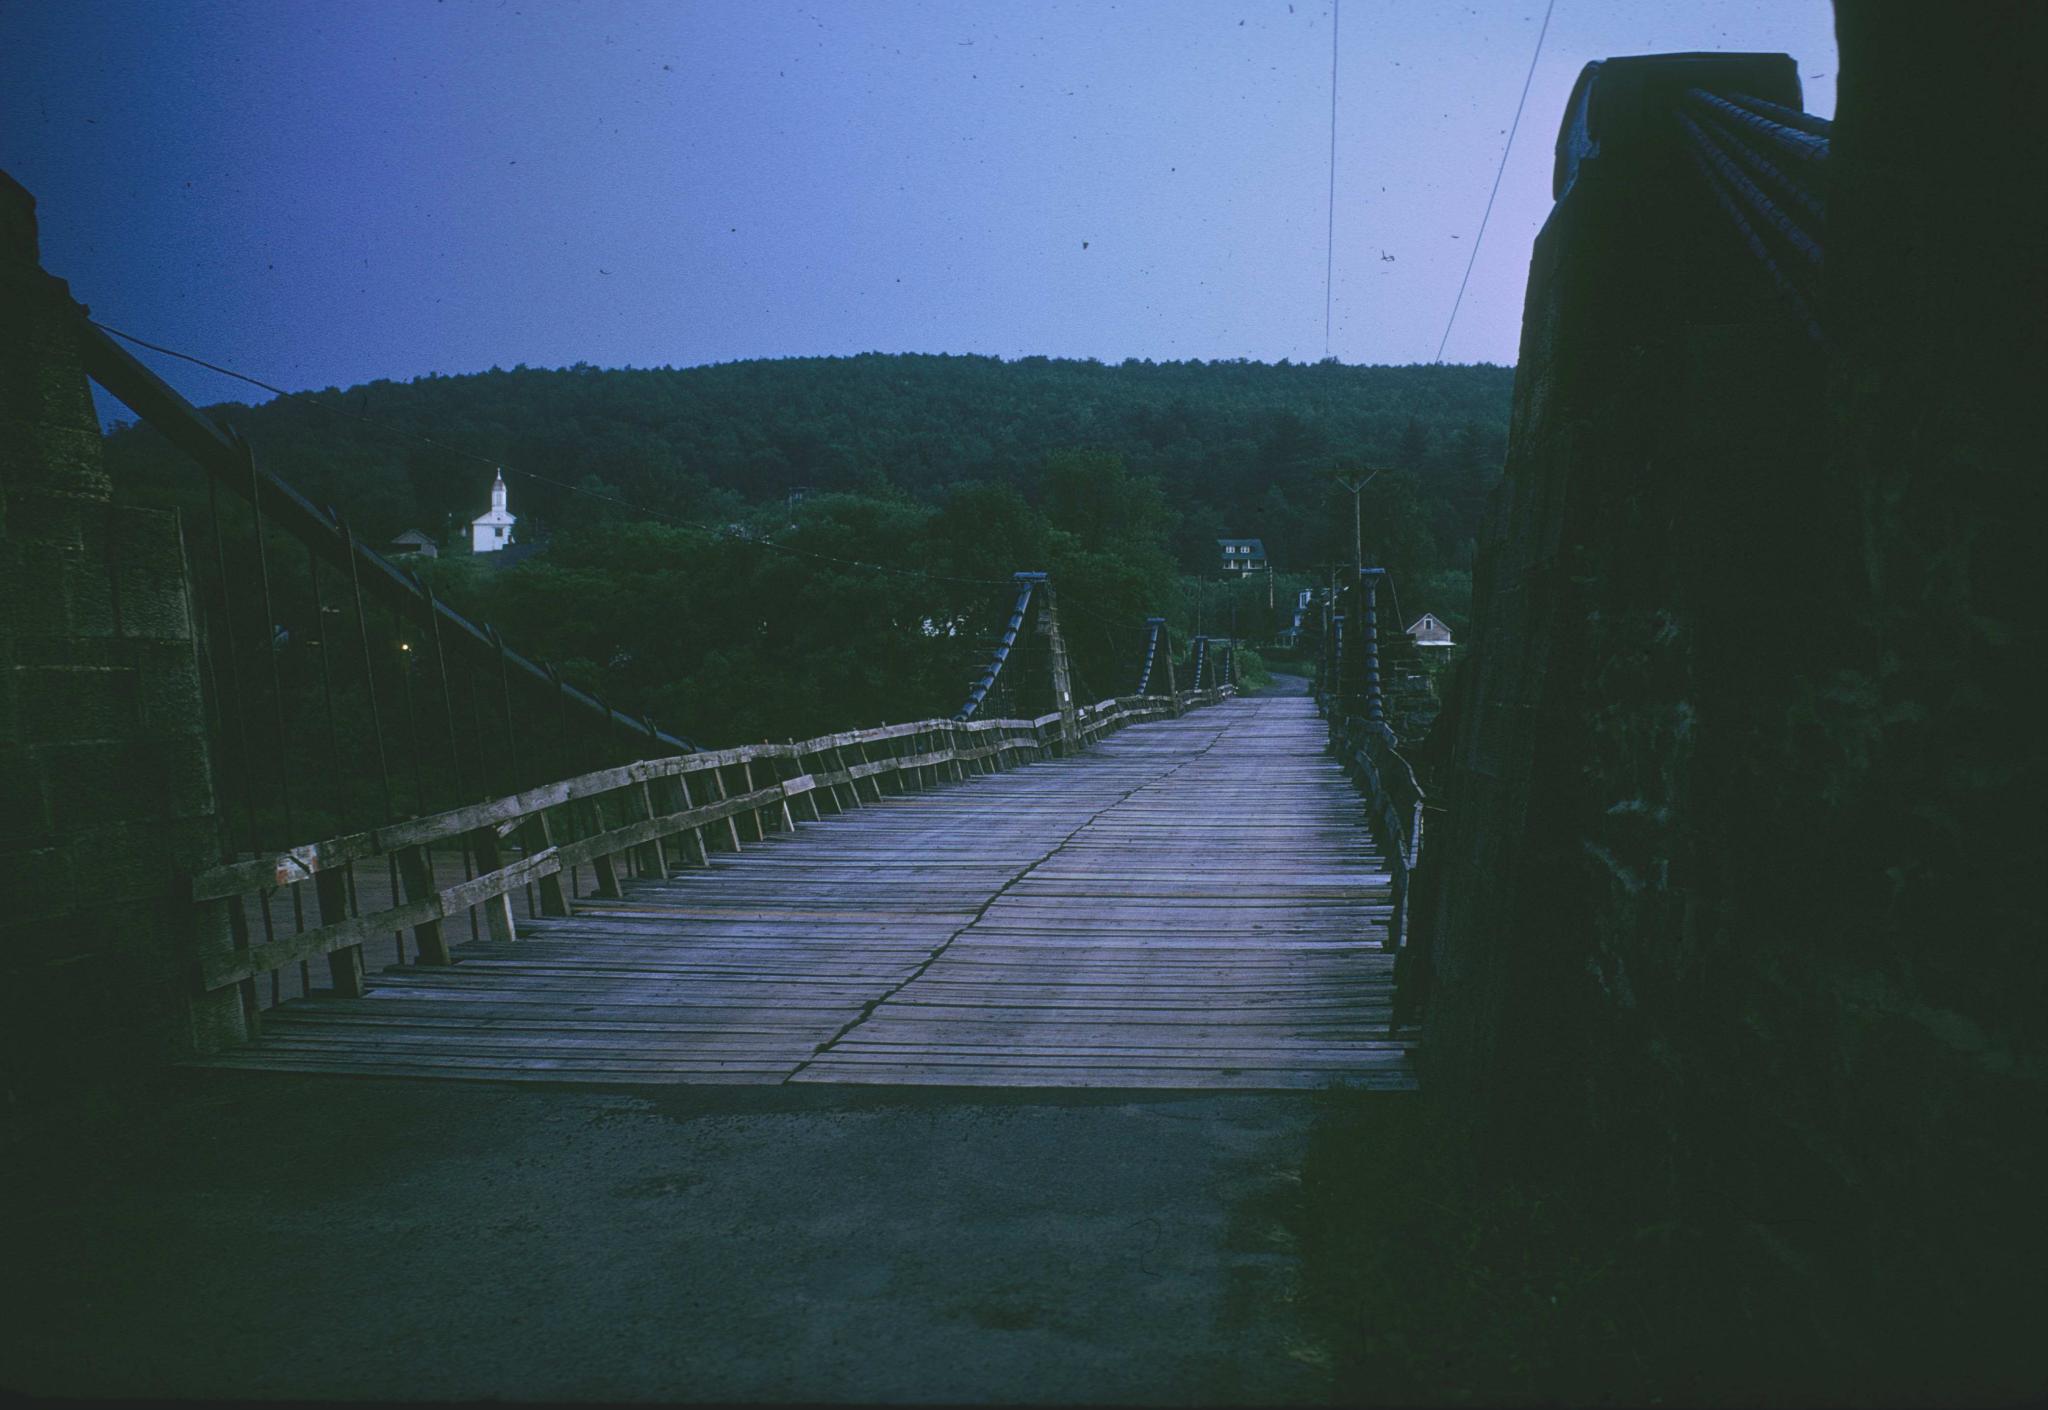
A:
[
  {"left": 1406, "top": 612, "right": 1455, "bottom": 647},
  {"left": 387, "top": 529, "right": 438, "bottom": 560},
  {"left": 1217, "top": 537, "right": 1267, "bottom": 576}
]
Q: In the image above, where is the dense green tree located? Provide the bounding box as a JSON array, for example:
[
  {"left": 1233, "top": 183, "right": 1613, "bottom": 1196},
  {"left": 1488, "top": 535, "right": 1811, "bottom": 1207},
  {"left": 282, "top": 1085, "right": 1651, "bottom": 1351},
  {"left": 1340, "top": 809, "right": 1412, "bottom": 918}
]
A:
[{"left": 104, "top": 354, "right": 1511, "bottom": 744}]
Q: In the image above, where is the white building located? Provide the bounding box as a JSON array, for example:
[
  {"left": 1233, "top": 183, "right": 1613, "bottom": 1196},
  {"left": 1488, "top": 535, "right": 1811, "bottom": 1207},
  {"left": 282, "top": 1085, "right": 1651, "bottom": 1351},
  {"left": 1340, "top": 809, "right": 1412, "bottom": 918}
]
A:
[
  {"left": 470, "top": 469, "right": 516, "bottom": 553},
  {"left": 1405, "top": 612, "right": 1455, "bottom": 647}
]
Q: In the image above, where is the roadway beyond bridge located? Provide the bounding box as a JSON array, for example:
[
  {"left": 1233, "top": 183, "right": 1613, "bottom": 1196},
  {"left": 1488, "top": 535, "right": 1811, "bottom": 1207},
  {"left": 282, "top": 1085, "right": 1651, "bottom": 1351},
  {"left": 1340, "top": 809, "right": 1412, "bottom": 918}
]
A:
[{"left": 198, "top": 687, "right": 1415, "bottom": 1090}]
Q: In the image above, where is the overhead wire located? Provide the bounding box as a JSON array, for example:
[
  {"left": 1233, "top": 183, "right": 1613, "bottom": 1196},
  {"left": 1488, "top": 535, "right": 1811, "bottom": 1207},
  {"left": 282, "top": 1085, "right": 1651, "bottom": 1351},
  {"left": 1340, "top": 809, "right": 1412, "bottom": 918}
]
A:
[
  {"left": 1432, "top": 0, "right": 1556, "bottom": 363},
  {"left": 1323, "top": 0, "right": 1341, "bottom": 359},
  {"left": 89, "top": 319, "right": 1014, "bottom": 589}
]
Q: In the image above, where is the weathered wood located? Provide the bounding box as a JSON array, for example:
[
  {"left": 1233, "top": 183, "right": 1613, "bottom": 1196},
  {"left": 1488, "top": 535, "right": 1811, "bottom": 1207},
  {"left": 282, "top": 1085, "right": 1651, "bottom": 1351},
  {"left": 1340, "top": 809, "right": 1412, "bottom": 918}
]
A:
[
  {"left": 555, "top": 782, "right": 788, "bottom": 875},
  {"left": 192, "top": 697, "right": 1221, "bottom": 905},
  {"left": 527, "top": 811, "right": 571, "bottom": 916},
  {"left": 200, "top": 847, "right": 565, "bottom": 990},
  {"left": 395, "top": 844, "right": 452, "bottom": 965},
  {"left": 709, "top": 765, "right": 744, "bottom": 852},
  {"left": 468, "top": 826, "right": 518, "bottom": 943},
  {"left": 636, "top": 781, "right": 669, "bottom": 878},
  {"left": 315, "top": 865, "right": 365, "bottom": 999},
  {"left": 672, "top": 772, "right": 712, "bottom": 865},
  {"left": 194, "top": 690, "right": 1409, "bottom": 1090}
]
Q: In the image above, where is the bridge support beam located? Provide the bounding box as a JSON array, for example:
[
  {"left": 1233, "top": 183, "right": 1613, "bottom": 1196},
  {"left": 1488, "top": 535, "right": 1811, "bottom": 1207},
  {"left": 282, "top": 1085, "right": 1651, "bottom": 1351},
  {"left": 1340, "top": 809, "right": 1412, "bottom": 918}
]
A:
[
  {"left": 0, "top": 172, "right": 247, "bottom": 1081},
  {"left": 1036, "top": 579, "right": 1080, "bottom": 755},
  {"left": 1158, "top": 619, "right": 1181, "bottom": 715},
  {"left": 1356, "top": 567, "right": 1387, "bottom": 733}
]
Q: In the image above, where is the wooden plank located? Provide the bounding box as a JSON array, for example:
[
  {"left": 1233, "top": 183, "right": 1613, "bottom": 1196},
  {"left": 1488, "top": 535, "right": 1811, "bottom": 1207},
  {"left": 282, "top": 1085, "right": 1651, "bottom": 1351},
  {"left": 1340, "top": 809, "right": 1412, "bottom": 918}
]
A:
[{"left": 190, "top": 689, "right": 1405, "bottom": 1089}]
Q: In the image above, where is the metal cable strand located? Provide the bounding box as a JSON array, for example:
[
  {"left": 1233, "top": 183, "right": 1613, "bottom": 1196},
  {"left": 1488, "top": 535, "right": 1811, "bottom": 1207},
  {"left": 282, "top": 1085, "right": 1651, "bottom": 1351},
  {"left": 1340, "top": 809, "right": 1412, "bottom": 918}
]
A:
[
  {"left": 1680, "top": 128, "right": 1826, "bottom": 343},
  {"left": 1683, "top": 88, "right": 1830, "bottom": 170},
  {"left": 1434, "top": 0, "right": 1556, "bottom": 362},
  {"left": 1683, "top": 99, "right": 1827, "bottom": 224},
  {"left": 1134, "top": 620, "right": 1159, "bottom": 696},
  {"left": 1726, "top": 90, "right": 1834, "bottom": 139},
  {"left": 955, "top": 580, "right": 1036, "bottom": 720},
  {"left": 1677, "top": 111, "right": 1825, "bottom": 270}
]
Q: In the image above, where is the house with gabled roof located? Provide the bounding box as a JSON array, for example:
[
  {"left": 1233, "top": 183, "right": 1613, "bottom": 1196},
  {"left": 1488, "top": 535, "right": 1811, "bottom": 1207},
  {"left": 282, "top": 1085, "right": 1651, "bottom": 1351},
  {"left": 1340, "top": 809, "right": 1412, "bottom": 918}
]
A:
[
  {"left": 1406, "top": 612, "right": 1455, "bottom": 647},
  {"left": 1217, "top": 537, "right": 1267, "bottom": 576},
  {"left": 387, "top": 528, "right": 438, "bottom": 559}
]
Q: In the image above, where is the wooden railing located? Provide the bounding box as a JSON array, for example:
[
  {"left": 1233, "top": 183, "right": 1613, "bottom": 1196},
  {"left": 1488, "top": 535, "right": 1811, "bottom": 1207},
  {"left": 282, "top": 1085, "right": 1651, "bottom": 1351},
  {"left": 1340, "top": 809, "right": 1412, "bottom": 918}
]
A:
[
  {"left": 1319, "top": 697, "right": 1426, "bottom": 959},
  {"left": 191, "top": 687, "right": 1232, "bottom": 1015}
]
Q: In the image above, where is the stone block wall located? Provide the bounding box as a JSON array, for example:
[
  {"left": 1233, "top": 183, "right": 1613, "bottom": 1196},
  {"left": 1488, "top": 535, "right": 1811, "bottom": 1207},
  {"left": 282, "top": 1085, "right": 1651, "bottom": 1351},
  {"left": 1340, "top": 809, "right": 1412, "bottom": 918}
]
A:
[
  {"left": 0, "top": 172, "right": 244, "bottom": 1100},
  {"left": 1414, "top": 6, "right": 2042, "bottom": 1372}
]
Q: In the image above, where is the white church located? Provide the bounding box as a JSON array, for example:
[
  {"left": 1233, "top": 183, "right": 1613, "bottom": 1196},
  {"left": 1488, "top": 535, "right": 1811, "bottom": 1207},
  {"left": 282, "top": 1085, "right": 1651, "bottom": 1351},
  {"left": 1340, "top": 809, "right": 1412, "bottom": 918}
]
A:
[{"left": 470, "top": 469, "right": 516, "bottom": 553}]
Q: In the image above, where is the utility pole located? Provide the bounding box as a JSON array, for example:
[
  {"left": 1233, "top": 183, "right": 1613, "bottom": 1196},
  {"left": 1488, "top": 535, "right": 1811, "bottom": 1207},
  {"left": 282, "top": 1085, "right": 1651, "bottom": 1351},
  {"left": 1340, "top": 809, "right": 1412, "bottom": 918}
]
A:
[{"left": 1335, "top": 467, "right": 1381, "bottom": 571}]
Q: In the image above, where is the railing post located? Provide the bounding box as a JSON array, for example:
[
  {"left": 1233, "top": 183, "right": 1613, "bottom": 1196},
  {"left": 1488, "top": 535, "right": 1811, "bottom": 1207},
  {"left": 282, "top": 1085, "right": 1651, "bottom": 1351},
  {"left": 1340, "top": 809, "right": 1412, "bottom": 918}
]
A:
[
  {"left": 790, "top": 741, "right": 826, "bottom": 820},
  {"left": 589, "top": 787, "right": 625, "bottom": 898},
  {"left": 710, "top": 765, "right": 745, "bottom": 850},
  {"left": 395, "top": 844, "right": 453, "bottom": 964},
  {"left": 316, "top": 868, "right": 367, "bottom": 996},
  {"left": 467, "top": 825, "right": 518, "bottom": 942},
  {"left": 828, "top": 743, "right": 860, "bottom": 808},
  {"left": 1160, "top": 621, "right": 1182, "bottom": 716},
  {"left": 675, "top": 770, "right": 713, "bottom": 864},
  {"left": 638, "top": 779, "right": 671, "bottom": 876},
  {"left": 530, "top": 809, "right": 571, "bottom": 914}
]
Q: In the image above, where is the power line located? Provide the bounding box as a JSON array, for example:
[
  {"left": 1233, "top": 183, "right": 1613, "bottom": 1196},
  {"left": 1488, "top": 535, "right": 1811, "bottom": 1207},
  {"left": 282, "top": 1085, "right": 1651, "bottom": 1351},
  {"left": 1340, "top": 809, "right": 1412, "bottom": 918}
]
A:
[
  {"left": 1433, "top": 0, "right": 1556, "bottom": 364},
  {"left": 89, "top": 320, "right": 1012, "bottom": 589},
  {"left": 1323, "top": 0, "right": 1341, "bottom": 359}
]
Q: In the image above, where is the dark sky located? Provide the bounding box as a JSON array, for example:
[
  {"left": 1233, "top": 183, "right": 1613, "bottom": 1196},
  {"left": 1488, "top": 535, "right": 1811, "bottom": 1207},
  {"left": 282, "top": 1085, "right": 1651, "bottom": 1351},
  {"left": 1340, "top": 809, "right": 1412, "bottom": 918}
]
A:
[{"left": 2, "top": 0, "right": 1837, "bottom": 413}]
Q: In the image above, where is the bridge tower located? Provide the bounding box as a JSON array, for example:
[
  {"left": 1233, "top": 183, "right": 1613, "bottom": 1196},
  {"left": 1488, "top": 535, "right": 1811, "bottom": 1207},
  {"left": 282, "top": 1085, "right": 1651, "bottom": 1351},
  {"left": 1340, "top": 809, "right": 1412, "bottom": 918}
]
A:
[
  {"left": 1137, "top": 615, "right": 1181, "bottom": 715},
  {"left": 1034, "top": 575, "right": 1080, "bottom": 755},
  {"left": 0, "top": 173, "right": 246, "bottom": 1080},
  {"left": 1333, "top": 568, "right": 1389, "bottom": 735},
  {"left": 1356, "top": 567, "right": 1387, "bottom": 733}
]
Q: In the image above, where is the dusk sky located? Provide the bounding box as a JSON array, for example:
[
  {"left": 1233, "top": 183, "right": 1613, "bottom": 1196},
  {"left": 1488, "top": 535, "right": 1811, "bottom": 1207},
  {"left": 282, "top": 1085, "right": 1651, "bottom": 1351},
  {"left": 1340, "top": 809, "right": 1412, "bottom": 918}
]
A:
[{"left": 2, "top": 0, "right": 1838, "bottom": 415}]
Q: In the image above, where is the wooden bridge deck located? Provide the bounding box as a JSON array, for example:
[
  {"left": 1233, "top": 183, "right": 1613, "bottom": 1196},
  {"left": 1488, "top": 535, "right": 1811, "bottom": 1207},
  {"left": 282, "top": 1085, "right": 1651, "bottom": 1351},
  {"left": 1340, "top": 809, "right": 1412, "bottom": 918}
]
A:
[{"left": 197, "top": 694, "right": 1415, "bottom": 1089}]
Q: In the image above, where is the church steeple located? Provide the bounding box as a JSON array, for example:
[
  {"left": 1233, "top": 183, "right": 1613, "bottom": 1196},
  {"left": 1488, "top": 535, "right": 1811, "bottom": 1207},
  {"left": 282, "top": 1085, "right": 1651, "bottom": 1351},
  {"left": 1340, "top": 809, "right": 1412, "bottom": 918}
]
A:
[{"left": 471, "top": 467, "right": 517, "bottom": 553}]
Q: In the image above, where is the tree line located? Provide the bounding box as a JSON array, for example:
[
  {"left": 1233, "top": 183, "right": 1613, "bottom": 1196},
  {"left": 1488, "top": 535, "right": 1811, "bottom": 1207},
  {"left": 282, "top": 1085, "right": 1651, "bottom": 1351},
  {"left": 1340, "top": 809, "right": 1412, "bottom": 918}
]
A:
[{"left": 103, "top": 352, "right": 1511, "bottom": 746}]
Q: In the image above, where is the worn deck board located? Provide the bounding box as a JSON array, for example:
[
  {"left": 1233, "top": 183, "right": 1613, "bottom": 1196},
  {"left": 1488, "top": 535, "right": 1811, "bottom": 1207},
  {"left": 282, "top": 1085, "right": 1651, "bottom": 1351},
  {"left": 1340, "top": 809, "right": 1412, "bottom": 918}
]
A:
[{"left": 195, "top": 693, "right": 1416, "bottom": 1089}]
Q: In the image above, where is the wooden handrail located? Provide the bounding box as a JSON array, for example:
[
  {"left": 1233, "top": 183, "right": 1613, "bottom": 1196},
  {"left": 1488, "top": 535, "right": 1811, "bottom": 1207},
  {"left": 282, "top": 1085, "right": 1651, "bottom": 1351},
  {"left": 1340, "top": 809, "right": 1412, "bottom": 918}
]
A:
[
  {"left": 189, "top": 688, "right": 1231, "bottom": 995},
  {"left": 1329, "top": 711, "right": 1426, "bottom": 952}
]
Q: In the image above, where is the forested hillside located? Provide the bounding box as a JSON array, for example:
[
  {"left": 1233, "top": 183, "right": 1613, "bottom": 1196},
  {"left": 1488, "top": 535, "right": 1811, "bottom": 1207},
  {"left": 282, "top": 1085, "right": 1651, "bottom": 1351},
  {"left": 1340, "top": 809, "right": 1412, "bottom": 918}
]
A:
[{"left": 103, "top": 354, "right": 1512, "bottom": 744}]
